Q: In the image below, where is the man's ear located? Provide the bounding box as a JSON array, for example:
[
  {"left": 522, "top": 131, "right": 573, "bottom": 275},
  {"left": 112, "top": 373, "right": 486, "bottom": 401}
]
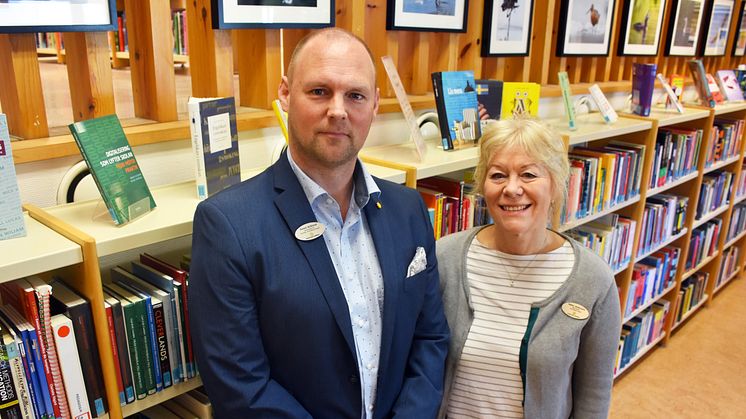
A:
[
  {"left": 373, "top": 87, "right": 380, "bottom": 116},
  {"left": 278, "top": 76, "right": 290, "bottom": 112}
]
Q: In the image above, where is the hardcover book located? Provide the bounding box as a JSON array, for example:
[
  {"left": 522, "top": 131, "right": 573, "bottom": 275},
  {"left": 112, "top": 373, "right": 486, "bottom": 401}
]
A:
[
  {"left": 501, "top": 82, "right": 540, "bottom": 118},
  {"left": 188, "top": 97, "right": 241, "bottom": 200},
  {"left": 706, "top": 73, "right": 725, "bottom": 103},
  {"left": 0, "top": 114, "right": 26, "bottom": 240},
  {"left": 431, "top": 71, "right": 482, "bottom": 150},
  {"left": 475, "top": 79, "right": 502, "bottom": 122},
  {"left": 688, "top": 60, "right": 716, "bottom": 108},
  {"left": 716, "top": 70, "right": 745, "bottom": 102},
  {"left": 68, "top": 114, "right": 156, "bottom": 226},
  {"left": 631, "top": 63, "right": 657, "bottom": 116}
]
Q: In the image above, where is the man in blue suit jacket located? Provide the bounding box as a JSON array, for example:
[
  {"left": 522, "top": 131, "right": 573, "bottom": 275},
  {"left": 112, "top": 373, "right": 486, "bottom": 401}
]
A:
[{"left": 189, "top": 28, "right": 449, "bottom": 418}]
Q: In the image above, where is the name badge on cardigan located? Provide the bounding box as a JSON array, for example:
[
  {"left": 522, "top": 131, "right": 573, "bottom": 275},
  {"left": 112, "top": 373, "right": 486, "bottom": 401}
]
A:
[
  {"left": 562, "top": 302, "right": 589, "bottom": 320},
  {"left": 295, "top": 222, "right": 325, "bottom": 241}
]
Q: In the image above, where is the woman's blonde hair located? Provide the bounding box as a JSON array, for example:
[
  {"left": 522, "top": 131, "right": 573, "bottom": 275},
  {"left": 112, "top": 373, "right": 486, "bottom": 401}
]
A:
[{"left": 474, "top": 118, "right": 570, "bottom": 212}]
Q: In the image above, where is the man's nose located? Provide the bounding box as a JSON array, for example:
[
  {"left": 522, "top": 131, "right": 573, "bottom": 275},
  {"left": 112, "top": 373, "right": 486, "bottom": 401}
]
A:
[{"left": 327, "top": 94, "right": 347, "bottom": 119}]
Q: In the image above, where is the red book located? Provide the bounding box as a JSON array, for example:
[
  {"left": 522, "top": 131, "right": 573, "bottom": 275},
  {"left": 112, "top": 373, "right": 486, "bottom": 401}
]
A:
[{"left": 105, "top": 301, "right": 125, "bottom": 405}]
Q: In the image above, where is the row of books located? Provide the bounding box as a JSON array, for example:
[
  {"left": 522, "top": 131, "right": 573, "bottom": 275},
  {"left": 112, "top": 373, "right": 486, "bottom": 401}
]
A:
[
  {"left": 172, "top": 9, "right": 189, "bottom": 56},
  {"left": 685, "top": 219, "right": 722, "bottom": 272},
  {"left": 566, "top": 214, "right": 634, "bottom": 273},
  {"left": 704, "top": 119, "right": 744, "bottom": 167},
  {"left": 563, "top": 142, "right": 645, "bottom": 224},
  {"left": 637, "top": 195, "right": 688, "bottom": 258},
  {"left": 688, "top": 61, "right": 746, "bottom": 108},
  {"left": 35, "top": 32, "right": 63, "bottom": 51},
  {"left": 113, "top": 11, "right": 129, "bottom": 53},
  {"left": 616, "top": 300, "right": 670, "bottom": 374},
  {"left": 416, "top": 176, "right": 491, "bottom": 240},
  {"left": 104, "top": 253, "right": 196, "bottom": 405},
  {"left": 673, "top": 272, "right": 709, "bottom": 325},
  {"left": 648, "top": 128, "right": 702, "bottom": 190},
  {"left": 716, "top": 246, "right": 739, "bottom": 288},
  {"left": 734, "top": 163, "right": 746, "bottom": 200},
  {"left": 694, "top": 171, "right": 733, "bottom": 220},
  {"left": 726, "top": 203, "right": 746, "bottom": 243},
  {"left": 625, "top": 247, "right": 680, "bottom": 318},
  {"left": 0, "top": 277, "right": 107, "bottom": 419}
]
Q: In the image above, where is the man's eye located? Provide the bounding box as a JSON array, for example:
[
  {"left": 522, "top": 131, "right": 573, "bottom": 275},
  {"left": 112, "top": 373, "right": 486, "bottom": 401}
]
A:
[
  {"left": 310, "top": 88, "right": 326, "bottom": 96},
  {"left": 349, "top": 93, "right": 365, "bottom": 101}
]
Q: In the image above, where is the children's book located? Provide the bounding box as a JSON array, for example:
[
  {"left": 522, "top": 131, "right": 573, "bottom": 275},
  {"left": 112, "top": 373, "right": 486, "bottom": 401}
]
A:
[
  {"left": 716, "top": 70, "right": 745, "bottom": 101},
  {"left": 501, "top": 82, "right": 540, "bottom": 118},
  {"left": 667, "top": 74, "right": 685, "bottom": 110},
  {"left": 431, "top": 71, "right": 481, "bottom": 150},
  {"left": 188, "top": 97, "right": 241, "bottom": 200},
  {"left": 0, "top": 114, "right": 26, "bottom": 240},
  {"left": 68, "top": 115, "right": 156, "bottom": 226}
]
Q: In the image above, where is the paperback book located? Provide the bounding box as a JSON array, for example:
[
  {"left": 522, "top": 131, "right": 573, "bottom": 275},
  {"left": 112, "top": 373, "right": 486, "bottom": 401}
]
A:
[
  {"left": 688, "top": 60, "right": 715, "bottom": 108},
  {"left": 0, "top": 114, "right": 26, "bottom": 240},
  {"left": 188, "top": 97, "right": 241, "bottom": 200},
  {"left": 716, "top": 70, "right": 745, "bottom": 102},
  {"left": 431, "top": 71, "right": 481, "bottom": 150},
  {"left": 68, "top": 115, "right": 156, "bottom": 226},
  {"left": 705, "top": 73, "right": 725, "bottom": 103},
  {"left": 475, "top": 79, "right": 502, "bottom": 122},
  {"left": 501, "top": 82, "right": 540, "bottom": 118}
]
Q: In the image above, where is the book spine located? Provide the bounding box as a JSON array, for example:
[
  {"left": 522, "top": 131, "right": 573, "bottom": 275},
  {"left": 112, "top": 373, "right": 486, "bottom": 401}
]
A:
[
  {"left": 51, "top": 315, "right": 92, "bottom": 419},
  {"left": 133, "top": 300, "right": 156, "bottom": 395},
  {"left": 68, "top": 303, "right": 107, "bottom": 417},
  {"left": 141, "top": 297, "right": 163, "bottom": 392},
  {"left": 105, "top": 304, "right": 126, "bottom": 406},
  {"left": 121, "top": 303, "right": 147, "bottom": 400},
  {"left": 431, "top": 73, "right": 454, "bottom": 151},
  {"left": 558, "top": 72, "right": 576, "bottom": 130},
  {"left": 188, "top": 102, "right": 208, "bottom": 199},
  {"left": 0, "top": 338, "right": 22, "bottom": 418},
  {"left": 167, "top": 288, "right": 182, "bottom": 384},
  {"left": 180, "top": 280, "right": 195, "bottom": 378},
  {"left": 111, "top": 303, "right": 134, "bottom": 404},
  {"left": 152, "top": 303, "right": 172, "bottom": 388},
  {"left": 18, "top": 330, "right": 48, "bottom": 419},
  {"left": 5, "top": 338, "right": 34, "bottom": 419}
]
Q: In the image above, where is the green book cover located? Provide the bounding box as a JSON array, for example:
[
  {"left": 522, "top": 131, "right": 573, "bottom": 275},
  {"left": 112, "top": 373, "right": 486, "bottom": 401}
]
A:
[{"left": 68, "top": 115, "right": 156, "bottom": 225}]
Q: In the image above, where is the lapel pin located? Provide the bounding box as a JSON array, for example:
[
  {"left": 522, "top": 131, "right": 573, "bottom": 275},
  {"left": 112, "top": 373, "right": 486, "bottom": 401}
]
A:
[{"left": 376, "top": 201, "right": 382, "bottom": 209}]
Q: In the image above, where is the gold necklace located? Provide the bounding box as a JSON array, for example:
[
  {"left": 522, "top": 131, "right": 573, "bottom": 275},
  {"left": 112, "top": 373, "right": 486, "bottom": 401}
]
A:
[{"left": 493, "top": 232, "right": 549, "bottom": 287}]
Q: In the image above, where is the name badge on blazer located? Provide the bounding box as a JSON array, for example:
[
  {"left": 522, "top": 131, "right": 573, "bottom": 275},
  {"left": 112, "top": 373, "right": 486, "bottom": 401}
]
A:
[{"left": 295, "top": 222, "right": 325, "bottom": 241}]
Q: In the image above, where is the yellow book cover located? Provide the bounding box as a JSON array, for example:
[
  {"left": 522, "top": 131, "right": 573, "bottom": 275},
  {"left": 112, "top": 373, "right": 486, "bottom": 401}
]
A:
[{"left": 501, "top": 82, "right": 540, "bottom": 119}]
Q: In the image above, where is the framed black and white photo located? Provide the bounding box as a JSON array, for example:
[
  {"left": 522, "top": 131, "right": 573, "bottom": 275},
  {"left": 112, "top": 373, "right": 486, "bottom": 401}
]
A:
[
  {"left": 665, "top": 0, "right": 707, "bottom": 56},
  {"left": 0, "top": 0, "right": 116, "bottom": 33},
  {"left": 212, "top": 0, "right": 335, "bottom": 29},
  {"left": 701, "top": 0, "right": 735, "bottom": 56},
  {"left": 732, "top": 2, "right": 746, "bottom": 56},
  {"left": 618, "top": 0, "right": 667, "bottom": 55},
  {"left": 557, "top": 0, "right": 616, "bottom": 56},
  {"left": 386, "top": 0, "right": 468, "bottom": 32},
  {"left": 481, "top": 0, "right": 534, "bottom": 56}
]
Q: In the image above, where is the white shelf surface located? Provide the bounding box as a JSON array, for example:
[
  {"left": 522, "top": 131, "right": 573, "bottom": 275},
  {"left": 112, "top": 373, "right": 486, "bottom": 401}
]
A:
[
  {"left": 360, "top": 139, "right": 479, "bottom": 179},
  {"left": 547, "top": 114, "right": 652, "bottom": 145},
  {"left": 0, "top": 213, "right": 83, "bottom": 283},
  {"left": 646, "top": 171, "right": 699, "bottom": 197},
  {"left": 644, "top": 106, "right": 711, "bottom": 127},
  {"left": 714, "top": 102, "right": 746, "bottom": 115}
]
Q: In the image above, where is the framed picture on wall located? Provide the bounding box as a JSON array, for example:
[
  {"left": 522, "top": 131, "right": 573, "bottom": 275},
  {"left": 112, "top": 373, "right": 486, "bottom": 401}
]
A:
[
  {"left": 481, "top": 0, "right": 534, "bottom": 56},
  {"left": 0, "top": 0, "right": 116, "bottom": 33},
  {"left": 665, "top": 0, "right": 707, "bottom": 56},
  {"left": 701, "top": 0, "right": 735, "bottom": 56},
  {"left": 386, "top": 0, "right": 468, "bottom": 32},
  {"left": 212, "top": 0, "right": 335, "bottom": 29},
  {"left": 556, "top": 0, "right": 617, "bottom": 56},
  {"left": 732, "top": 2, "right": 746, "bottom": 56},
  {"left": 618, "top": 0, "right": 668, "bottom": 56}
]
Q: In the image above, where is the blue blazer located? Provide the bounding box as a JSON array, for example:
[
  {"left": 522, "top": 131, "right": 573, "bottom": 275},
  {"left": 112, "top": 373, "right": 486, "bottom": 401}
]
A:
[{"left": 189, "top": 154, "right": 449, "bottom": 418}]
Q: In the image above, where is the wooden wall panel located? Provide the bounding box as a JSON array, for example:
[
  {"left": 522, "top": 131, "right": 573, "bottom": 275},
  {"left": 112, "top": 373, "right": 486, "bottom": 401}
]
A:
[
  {"left": 64, "top": 32, "right": 116, "bottom": 122},
  {"left": 235, "top": 30, "right": 282, "bottom": 110},
  {"left": 186, "top": 0, "right": 233, "bottom": 97}
]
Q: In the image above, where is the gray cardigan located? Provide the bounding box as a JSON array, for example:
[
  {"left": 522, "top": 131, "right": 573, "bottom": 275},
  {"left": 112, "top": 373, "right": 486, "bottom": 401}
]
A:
[{"left": 436, "top": 227, "right": 621, "bottom": 419}]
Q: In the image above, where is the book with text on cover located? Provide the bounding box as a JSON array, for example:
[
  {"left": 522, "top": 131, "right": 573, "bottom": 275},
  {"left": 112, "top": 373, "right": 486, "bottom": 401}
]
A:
[
  {"left": 68, "top": 115, "right": 156, "bottom": 226},
  {"left": 431, "top": 71, "right": 481, "bottom": 151},
  {"left": 0, "top": 114, "right": 26, "bottom": 240},
  {"left": 188, "top": 97, "right": 241, "bottom": 200}
]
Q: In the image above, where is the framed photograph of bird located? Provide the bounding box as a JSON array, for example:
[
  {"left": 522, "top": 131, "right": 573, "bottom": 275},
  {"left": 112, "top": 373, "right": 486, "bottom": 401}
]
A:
[
  {"left": 481, "top": 0, "right": 535, "bottom": 56},
  {"left": 732, "top": 2, "right": 746, "bottom": 56},
  {"left": 665, "top": 0, "right": 708, "bottom": 56},
  {"left": 700, "top": 0, "right": 735, "bottom": 56},
  {"left": 556, "top": 0, "right": 617, "bottom": 56},
  {"left": 386, "top": 0, "right": 469, "bottom": 32},
  {"left": 618, "top": 0, "right": 668, "bottom": 55}
]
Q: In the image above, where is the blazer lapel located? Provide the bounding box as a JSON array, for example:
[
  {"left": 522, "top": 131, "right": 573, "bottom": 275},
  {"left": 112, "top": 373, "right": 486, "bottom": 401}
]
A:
[
  {"left": 364, "top": 193, "right": 399, "bottom": 373},
  {"left": 272, "top": 156, "right": 356, "bottom": 355}
]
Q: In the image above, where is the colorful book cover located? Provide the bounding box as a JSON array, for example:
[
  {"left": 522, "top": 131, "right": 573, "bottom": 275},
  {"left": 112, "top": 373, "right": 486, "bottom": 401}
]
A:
[
  {"left": 475, "top": 79, "right": 502, "bottom": 122},
  {"left": 431, "top": 71, "right": 482, "bottom": 150},
  {"left": 716, "top": 70, "right": 745, "bottom": 101},
  {"left": 657, "top": 74, "right": 684, "bottom": 113},
  {"left": 668, "top": 74, "right": 685, "bottom": 109},
  {"left": 0, "top": 114, "right": 26, "bottom": 240},
  {"left": 501, "top": 82, "right": 540, "bottom": 118},
  {"left": 50, "top": 314, "right": 92, "bottom": 419},
  {"left": 188, "top": 97, "right": 241, "bottom": 200},
  {"left": 68, "top": 114, "right": 156, "bottom": 226},
  {"left": 631, "top": 63, "right": 657, "bottom": 116},
  {"left": 688, "top": 60, "right": 715, "bottom": 108},
  {"left": 558, "top": 72, "right": 576, "bottom": 130},
  {"left": 735, "top": 68, "right": 746, "bottom": 97},
  {"left": 706, "top": 73, "right": 725, "bottom": 103}
]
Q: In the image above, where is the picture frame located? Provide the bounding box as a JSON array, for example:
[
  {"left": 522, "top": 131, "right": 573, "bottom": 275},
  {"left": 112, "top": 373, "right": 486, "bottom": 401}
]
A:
[
  {"left": 618, "top": 0, "right": 668, "bottom": 56},
  {"left": 701, "top": 0, "right": 735, "bottom": 56},
  {"left": 0, "top": 0, "right": 116, "bottom": 33},
  {"left": 732, "top": 1, "right": 746, "bottom": 56},
  {"left": 212, "top": 0, "right": 335, "bottom": 29},
  {"left": 386, "top": 0, "right": 468, "bottom": 32},
  {"left": 556, "top": 0, "right": 617, "bottom": 56},
  {"left": 665, "top": 0, "right": 707, "bottom": 56},
  {"left": 481, "top": 0, "right": 534, "bottom": 56}
]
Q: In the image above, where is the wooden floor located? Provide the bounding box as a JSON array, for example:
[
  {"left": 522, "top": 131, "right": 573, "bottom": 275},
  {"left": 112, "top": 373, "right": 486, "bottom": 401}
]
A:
[{"left": 610, "top": 277, "right": 746, "bottom": 418}]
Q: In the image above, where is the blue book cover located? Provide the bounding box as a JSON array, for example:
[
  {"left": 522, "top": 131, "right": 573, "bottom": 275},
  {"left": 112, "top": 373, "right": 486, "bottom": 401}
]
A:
[
  {"left": 0, "top": 114, "right": 26, "bottom": 240},
  {"left": 431, "top": 71, "right": 481, "bottom": 150},
  {"left": 632, "top": 63, "right": 657, "bottom": 116},
  {"left": 188, "top": 97, "right": 241, "bottom": 200},
  {"left": 23, "top": 326, "right": 53, "bottom": 419}
]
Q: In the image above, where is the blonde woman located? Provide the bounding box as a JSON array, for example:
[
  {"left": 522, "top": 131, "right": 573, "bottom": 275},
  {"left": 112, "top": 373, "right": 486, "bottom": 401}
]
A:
[{"left": 437, "top": 118, "right": 621, "bottom": 418}]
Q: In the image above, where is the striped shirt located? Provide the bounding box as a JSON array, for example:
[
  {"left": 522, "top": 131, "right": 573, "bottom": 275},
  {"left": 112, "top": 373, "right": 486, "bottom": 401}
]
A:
[{"left": 446, "top": 237, "right": 575, "bottom": 418}]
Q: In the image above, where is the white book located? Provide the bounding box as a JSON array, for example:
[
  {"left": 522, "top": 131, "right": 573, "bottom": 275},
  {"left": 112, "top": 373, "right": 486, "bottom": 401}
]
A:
[
  {"left": 50, "top": 314, "right": 91, "bottom": 419},
  {"left": 0, "top": 113, "right": 26, "bottom": 240}
]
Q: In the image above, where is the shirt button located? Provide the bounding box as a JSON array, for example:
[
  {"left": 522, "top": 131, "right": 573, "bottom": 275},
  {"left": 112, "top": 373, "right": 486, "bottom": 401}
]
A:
[
  {"left": 366, "top": 363, "right": 374, "bottom": 370},
  {"left": 367, "top": 404, "right": 374, "bottom": 411}
]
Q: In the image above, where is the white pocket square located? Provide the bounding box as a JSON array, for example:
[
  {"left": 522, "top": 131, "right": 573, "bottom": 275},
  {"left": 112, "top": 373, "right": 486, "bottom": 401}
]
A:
[{"left": 406, "top": 247, "right": 427, "bottom": 278}]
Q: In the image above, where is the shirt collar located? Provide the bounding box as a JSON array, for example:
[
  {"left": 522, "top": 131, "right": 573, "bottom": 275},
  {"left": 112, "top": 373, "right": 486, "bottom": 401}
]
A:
[{"left": 286, "top": 148, "right": 381, "bottom": 209}]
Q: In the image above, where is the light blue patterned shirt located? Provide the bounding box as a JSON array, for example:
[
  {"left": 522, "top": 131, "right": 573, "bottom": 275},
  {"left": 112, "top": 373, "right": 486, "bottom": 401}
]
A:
[{"left": 287, "top": 150, "right": 384, "bottom": 419}]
